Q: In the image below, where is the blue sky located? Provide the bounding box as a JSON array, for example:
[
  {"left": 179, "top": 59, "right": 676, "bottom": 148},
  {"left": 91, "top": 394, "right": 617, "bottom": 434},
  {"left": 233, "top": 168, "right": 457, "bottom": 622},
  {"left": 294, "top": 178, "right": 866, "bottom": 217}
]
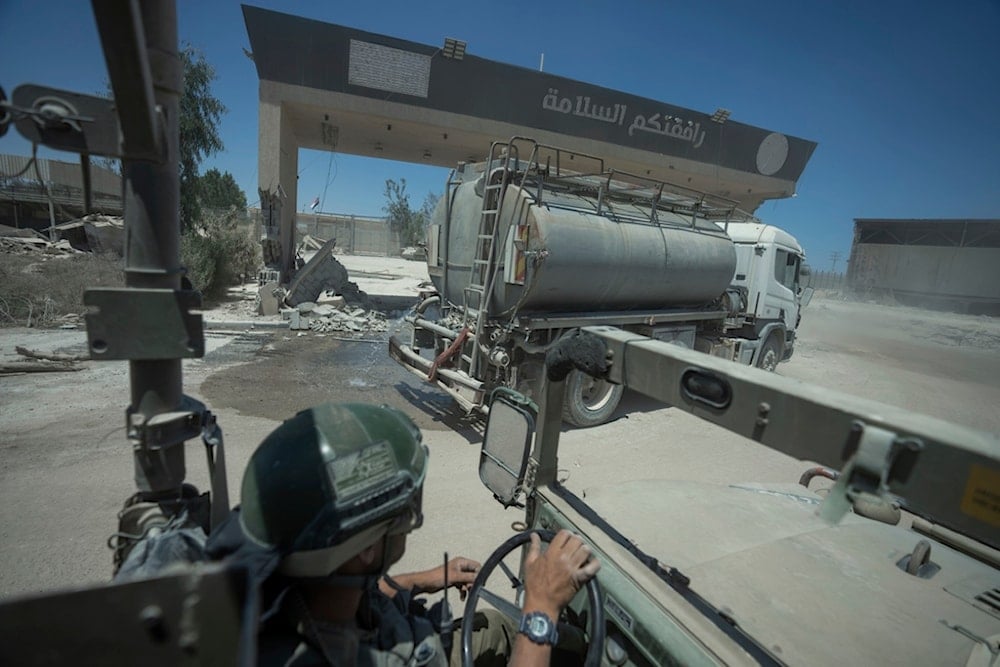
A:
[{"left": 2, "top": 0, "right": 998, "bottom": 270}]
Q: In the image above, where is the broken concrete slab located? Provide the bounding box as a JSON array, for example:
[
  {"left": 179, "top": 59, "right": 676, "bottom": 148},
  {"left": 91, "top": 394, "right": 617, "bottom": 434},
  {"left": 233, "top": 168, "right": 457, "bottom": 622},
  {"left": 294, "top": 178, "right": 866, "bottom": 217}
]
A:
[
  {"left": 311, "top": 304, "right": 336, "bottom": 317},
  {"left": 316, "top": 292, "right": 346, "bottom": 310},
  {"left": 51, "top": 214, "right": 125, "bottom": 254},
  {"left": 257, "top": 281, "right": 282, "bottom": 316},
  {"left": 285, "top": 235, "right": 367, "bottom": 308},
  {"left": 0, "top": 225, "right": 47, "bottom": 240}
]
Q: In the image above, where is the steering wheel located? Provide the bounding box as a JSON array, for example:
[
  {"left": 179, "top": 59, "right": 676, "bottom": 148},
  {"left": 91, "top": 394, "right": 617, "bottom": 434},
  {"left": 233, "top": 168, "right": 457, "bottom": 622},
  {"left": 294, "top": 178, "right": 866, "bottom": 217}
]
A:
[{"left": 460, "top": 529, "right": 605, "bottom": 667}]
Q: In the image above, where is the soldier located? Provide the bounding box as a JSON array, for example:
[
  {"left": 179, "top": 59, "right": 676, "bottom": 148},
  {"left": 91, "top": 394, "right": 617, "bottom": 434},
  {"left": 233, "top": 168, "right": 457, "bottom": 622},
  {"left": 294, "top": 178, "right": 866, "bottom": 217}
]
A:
[{"left": 209, "top": 402, "right": 599, "bottom": 666}]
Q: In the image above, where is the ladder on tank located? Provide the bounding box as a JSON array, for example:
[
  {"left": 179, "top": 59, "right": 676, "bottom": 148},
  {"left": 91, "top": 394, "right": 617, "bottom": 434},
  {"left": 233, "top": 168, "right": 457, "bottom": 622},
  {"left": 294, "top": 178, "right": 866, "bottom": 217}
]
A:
[{"left": 462, "top": 139, "right": 540, "bottom": 379}]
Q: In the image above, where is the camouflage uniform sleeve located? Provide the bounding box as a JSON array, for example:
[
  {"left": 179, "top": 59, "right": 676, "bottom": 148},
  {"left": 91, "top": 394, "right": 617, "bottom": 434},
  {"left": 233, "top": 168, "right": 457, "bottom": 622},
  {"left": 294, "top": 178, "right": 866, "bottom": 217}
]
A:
[{"left": 357, "top": 588, "right": 448, "bottom": 666}]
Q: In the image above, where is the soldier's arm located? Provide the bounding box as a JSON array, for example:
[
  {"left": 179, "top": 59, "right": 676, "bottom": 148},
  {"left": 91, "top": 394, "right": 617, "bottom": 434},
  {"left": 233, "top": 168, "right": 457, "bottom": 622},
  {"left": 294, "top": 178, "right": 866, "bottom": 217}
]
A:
[
  {"left": 379, "top": 556, "right": 481, "bottom": 598},
  {"left": 510, "top": 530, "right": 600, "bottom": 667}
]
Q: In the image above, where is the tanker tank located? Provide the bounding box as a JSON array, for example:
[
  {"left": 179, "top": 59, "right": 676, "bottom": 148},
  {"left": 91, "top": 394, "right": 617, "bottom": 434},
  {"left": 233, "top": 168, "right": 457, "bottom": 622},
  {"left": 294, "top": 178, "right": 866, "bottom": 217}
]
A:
[{"left": 430, "top": 177, "right": 738, "bottom": 315}]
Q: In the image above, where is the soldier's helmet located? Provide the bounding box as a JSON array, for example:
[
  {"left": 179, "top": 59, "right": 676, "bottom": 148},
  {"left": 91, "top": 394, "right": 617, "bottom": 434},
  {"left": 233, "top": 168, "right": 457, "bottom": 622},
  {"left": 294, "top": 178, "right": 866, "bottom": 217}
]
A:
[{"left": 239, "top": 403, "right": 427, "bottom": 577}]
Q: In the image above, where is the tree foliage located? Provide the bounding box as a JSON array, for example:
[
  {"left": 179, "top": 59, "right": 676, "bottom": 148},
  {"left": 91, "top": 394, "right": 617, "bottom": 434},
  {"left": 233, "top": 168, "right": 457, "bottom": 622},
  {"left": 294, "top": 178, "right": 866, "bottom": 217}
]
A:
[
  {"left": 383, "top": 179, "right": 420, "bottom": 247},
  {"left": 383, "top": 179, "right": 441, "bottom": 247},
  {"left": 179, "top": 46, "right": 226, "bottom": 228},
  {"left": 181, "top": 210, "right": 260, "bottom": 297},
  {"left": 198, "top": 167, "right": 246, "bottom": 211},
  {"left": 101, "top": 46, "right": 226, "bottom": 228}
]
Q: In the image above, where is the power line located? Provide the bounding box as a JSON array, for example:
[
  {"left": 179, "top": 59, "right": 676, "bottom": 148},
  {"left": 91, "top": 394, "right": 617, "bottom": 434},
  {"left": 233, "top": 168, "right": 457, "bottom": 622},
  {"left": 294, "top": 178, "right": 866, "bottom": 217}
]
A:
[{"left": 319, "top": 151, "right": 338, "bottom": 212}]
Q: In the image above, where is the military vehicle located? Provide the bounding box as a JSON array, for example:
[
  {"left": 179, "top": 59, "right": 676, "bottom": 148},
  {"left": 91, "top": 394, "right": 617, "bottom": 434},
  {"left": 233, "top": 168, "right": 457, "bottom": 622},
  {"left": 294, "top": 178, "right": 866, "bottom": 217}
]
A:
[
  {"left": 391, "top": 139, "right": 814, "bottom": 427},
  {"left": 1, "top": 2, "right": 998, "bottom": 666},
  {"left": 465, "top": 328, "right": 1000, "bottom": 665}
]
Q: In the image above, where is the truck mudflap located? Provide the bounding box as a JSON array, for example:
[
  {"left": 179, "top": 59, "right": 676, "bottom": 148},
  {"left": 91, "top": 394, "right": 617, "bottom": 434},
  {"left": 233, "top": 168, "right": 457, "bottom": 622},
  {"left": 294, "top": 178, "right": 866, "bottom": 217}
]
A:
[{"left": 388, "top": 335, "right": 487, "bottom": 414}]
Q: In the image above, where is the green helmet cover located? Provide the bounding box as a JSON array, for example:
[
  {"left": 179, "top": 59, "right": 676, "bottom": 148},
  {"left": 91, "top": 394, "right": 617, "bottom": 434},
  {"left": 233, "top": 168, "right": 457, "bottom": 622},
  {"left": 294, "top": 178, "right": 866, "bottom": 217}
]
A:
[{"left": 239, "top": 403, "right": 426, "bottom": 571}]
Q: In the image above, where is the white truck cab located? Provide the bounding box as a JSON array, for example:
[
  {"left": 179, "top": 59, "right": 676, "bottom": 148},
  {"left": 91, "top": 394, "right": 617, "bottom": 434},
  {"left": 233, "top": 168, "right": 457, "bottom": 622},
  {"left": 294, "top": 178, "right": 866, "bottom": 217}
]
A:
[{"left": 726, "top": 222, "right": 810, "bottom": 368}]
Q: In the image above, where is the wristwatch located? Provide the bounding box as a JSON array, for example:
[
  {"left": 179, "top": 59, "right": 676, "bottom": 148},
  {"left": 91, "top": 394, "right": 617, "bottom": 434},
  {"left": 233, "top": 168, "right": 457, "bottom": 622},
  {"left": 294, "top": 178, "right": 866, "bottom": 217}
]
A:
[{"left": 518, "top": 610, "right": 559, "bottom": 646}]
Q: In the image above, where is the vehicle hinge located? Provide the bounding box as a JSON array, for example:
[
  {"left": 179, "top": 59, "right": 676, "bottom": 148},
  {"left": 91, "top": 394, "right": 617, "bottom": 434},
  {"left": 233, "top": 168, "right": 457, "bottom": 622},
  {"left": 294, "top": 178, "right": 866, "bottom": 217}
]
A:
[{"left": 819, "top": 420, "right": 923, "bottom": 524}]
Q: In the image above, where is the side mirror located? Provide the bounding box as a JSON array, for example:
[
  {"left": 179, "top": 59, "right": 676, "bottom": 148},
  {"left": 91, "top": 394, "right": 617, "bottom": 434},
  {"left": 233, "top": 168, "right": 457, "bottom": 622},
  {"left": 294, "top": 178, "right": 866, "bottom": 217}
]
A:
[
  {"left": 479, "top": 388, "right": 535, "bottom": 508},
  {"left": 800, "top": 286, "right": 814, "bottom": 308}
]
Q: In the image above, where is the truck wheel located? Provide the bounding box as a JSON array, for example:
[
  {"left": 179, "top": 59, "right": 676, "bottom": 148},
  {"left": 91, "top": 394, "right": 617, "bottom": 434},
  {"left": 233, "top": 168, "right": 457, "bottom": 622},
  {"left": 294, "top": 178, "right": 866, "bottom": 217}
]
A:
[
  {"left": 562, "top": 370, "right": 624, "bottom": 427},
  {"left": 756, "top": 335, "right": 783, "bottom": 372}
]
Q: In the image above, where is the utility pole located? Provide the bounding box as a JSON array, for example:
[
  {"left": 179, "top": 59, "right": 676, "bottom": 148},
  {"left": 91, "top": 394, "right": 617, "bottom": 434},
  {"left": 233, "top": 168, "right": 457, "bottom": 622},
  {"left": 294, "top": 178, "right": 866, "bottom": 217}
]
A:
[{"left": 830, "top": 251, "right": 842, "bottom": 273}]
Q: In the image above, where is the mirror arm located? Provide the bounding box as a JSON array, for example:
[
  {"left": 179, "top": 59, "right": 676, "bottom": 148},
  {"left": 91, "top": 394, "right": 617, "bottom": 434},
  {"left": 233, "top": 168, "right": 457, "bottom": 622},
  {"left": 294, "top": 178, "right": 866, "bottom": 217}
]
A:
[{"left": 533, "top": 375, "right": 566, "bottom": 488}]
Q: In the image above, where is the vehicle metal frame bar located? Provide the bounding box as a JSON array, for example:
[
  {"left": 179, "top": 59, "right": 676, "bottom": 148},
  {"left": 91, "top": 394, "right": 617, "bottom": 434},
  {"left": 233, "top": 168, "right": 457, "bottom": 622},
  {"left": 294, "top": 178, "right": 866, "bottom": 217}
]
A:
[
  {"left": 516, "top": 309, "right": 727, "bottom": 331},
  {"left": 578, "top": 325, "right": 999, "bottom": 550}
]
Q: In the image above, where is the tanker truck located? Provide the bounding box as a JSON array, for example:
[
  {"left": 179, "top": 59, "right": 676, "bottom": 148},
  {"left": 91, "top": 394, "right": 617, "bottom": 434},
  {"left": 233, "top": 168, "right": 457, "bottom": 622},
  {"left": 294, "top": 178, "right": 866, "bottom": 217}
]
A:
[{"left": 389, "top": 137, "right": 813, "bottom": 426}]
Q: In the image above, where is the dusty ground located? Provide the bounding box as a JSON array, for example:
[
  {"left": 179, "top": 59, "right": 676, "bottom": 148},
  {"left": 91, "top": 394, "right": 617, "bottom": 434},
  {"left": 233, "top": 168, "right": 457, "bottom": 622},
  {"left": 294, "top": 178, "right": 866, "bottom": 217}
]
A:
[
  {"left": 1, "top": 259, "right": 999, "bottom": 607},
  {"left": 783, "top": 293, "right": 1000, "bottom": 433}
]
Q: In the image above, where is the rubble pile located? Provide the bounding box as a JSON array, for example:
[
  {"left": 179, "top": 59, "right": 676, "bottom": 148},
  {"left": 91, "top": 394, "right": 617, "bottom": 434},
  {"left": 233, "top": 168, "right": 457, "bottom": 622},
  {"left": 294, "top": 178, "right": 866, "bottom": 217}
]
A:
[
  {"left": 0, "top": 215, "right": 124, "bottom": 257},
  {"left": 282, "top": 297, "right": 388, "bottom": 335},
  {"left": 54, "top": 214, "right": 125, "bottom": 255},
  {"left": 0, "top": 225, "right": 80, "bottom": 256}
]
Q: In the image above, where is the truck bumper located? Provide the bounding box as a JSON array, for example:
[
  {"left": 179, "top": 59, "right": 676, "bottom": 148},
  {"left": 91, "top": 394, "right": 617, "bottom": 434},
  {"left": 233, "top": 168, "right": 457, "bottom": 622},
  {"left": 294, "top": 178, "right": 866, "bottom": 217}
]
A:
[{"left": 388, "top": 335, "right": 487, "bottom": 414}]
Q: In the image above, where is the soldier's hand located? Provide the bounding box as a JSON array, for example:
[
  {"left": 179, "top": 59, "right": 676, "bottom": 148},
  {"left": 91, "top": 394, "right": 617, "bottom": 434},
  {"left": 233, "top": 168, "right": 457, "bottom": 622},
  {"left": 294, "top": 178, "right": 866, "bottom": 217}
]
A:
[
  {"left": 383, "top": 557, "right": 480, "bottom": 598},
  {"left": 444, "top": 556, "right": 481, "bottom": 601},
  {"left": 411, "top": 556, "right": 480, "bottom": 597},
  {"left": 521, "top": 530, "right": 601, "bottom": 616}
]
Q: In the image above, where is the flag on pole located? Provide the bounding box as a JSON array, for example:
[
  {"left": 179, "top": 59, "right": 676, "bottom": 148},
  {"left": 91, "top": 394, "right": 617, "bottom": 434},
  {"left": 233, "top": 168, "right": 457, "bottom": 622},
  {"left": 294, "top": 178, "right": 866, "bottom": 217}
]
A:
[{"left": 310, "top": 196, "right": 320, "bottom": 211}]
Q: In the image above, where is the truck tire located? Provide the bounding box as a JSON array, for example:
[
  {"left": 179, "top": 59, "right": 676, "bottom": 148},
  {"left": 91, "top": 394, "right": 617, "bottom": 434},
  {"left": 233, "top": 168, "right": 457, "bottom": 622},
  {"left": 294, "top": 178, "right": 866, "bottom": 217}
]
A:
[
  {"left": 755, "top": 334, "right": 783, "bottom": 372},
  {"left": 562, "top": 370, "right": 624, "bottom": 427}
]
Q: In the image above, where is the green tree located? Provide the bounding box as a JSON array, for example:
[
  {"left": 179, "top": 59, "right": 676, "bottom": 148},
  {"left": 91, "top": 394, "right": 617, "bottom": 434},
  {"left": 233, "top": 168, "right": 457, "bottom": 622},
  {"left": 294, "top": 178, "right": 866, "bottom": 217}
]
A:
[
  {"left": 198, "top": 167, "right": 246, "bottom": 211},
  {"left": 179, "top": 46, "right": 226, "bottom": 228},
  {"left": 100, "top": 46, "right": 226, "bottom": 228},
  {"left": 383, "top": 179, "right": 421, "bottom": 247},
  {"left": 181, "top": 210, "right": 261, "bottom": 297},
  {"left": 383, "top": 180, "right": 442, "bottom": 247}
]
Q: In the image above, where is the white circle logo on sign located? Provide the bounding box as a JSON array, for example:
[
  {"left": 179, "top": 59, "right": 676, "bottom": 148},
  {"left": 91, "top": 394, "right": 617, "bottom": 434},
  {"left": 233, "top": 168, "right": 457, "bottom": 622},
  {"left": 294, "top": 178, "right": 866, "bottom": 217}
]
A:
[{"left": 756, "top": 132, "right": 789, "bottom": 176}]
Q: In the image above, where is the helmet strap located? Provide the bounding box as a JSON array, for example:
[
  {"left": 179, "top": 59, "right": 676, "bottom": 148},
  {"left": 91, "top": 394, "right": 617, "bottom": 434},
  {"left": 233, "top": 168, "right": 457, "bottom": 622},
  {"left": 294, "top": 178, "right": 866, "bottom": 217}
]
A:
[
  {"left": 311, "top": 534, "right": 392, "bottom": 590},
  {"left": 318, "top": 573, "right": 380, "bottom": 589}
]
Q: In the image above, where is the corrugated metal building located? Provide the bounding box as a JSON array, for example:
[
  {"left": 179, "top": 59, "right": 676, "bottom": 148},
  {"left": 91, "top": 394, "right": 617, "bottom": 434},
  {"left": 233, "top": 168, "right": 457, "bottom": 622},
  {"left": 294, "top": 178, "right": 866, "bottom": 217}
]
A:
[
  {"left": 0, "top": 153, "right": 123, "bottom": 229},
  {"left": 847, "top": 218, "right": 1000, "bottom": 313}
]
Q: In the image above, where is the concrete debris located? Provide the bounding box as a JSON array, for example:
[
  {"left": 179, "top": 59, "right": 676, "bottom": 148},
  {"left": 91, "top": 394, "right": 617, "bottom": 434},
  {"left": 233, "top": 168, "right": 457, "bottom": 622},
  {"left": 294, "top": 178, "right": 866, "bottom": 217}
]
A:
[
  {"left": 316, "top": 292, "right": 345, "bottom": 309},
  {"left": 0, "top": 224, "right": 47, "bottom": 240},
  {"left": 285, "top": 236, "right": 367, "bottom": 308},
  {"left": 308, "top": 309, "right": 388, "bottom": 334},
  {"left": 257, "top": 268, "right": 280, "bottom": 287},
  {"left": 54, "top": 214, "right": 125, "bottom": 255},
  {"left": 284, "top": 303, "right": 388, "bottom": 334},
  {"left": 0, "top": 235, "right": 82, "bottom": 256},
  {"left": 296, "top": 234, "right": 329, "bottom": 254},
  {"left": 311, "top": 304, "right": 336, "bottom": 317},
  {"left": 1, "top": 215, "right": 123, "bottom": 256},
  {"left": 256, "top": 281, "right": 283, "bottom": 316}
]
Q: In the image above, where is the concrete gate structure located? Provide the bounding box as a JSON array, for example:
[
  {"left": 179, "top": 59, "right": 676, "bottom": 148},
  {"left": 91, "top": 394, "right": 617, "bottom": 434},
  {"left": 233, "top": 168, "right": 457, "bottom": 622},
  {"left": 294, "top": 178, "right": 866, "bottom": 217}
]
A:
[{"left": 242, "top": 6, "right": 817, "bottom": 282}]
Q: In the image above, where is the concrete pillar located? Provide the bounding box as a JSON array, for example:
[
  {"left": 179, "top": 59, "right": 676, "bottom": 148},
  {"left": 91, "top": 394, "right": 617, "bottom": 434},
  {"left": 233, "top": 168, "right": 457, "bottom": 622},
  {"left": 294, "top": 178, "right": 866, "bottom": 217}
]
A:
[{"left": 258, "top": 86, "right": 298, "bottom": 283}]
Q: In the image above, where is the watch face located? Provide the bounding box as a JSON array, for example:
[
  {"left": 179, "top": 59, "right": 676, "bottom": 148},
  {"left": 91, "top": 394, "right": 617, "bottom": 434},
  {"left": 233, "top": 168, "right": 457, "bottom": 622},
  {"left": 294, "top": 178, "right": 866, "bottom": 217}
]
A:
[
  {"left": 521, "top": 611, "right": 557, "bottom": 645},
  {"left": 528, "top": 615, "right": 550, "bottom": 636}
]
